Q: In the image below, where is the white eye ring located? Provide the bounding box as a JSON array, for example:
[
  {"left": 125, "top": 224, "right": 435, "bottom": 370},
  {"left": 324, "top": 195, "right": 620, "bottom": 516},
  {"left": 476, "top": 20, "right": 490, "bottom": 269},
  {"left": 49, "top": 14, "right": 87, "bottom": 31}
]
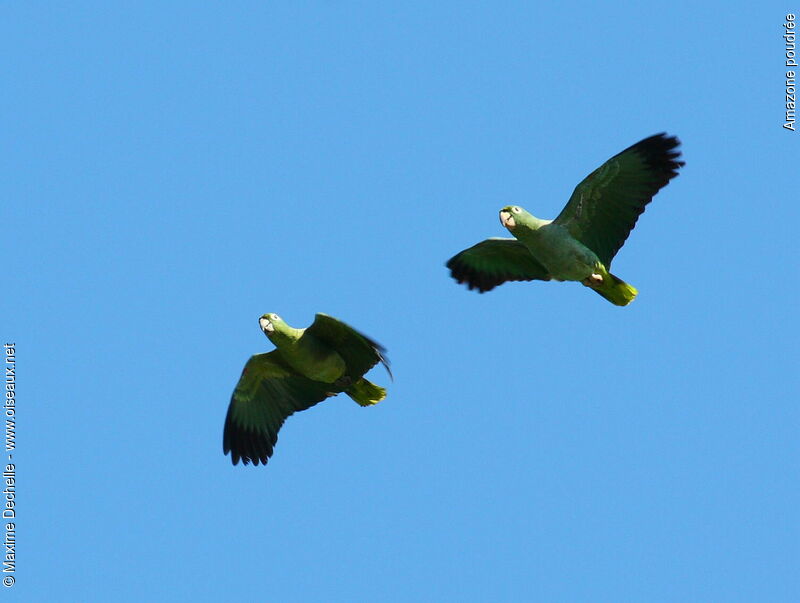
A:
[
  {"left": 271, "top": 314, "right": 280, "bottom": 321},
  {"left": 511, "top": 207, "right": 521, "bottom": 214}
]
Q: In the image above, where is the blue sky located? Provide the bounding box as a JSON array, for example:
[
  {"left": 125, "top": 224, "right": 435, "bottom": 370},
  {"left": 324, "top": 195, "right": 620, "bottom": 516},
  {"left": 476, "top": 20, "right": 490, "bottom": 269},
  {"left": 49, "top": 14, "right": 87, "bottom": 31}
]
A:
[{"left": 4, "top": 2, "right": 798, "bottom": 601}]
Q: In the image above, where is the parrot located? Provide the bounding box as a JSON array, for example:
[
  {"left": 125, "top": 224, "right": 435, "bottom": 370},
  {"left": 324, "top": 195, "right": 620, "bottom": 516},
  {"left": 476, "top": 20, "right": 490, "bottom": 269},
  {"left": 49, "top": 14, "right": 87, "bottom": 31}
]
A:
[
  {"left": 446, "top": 133, "right": 684, "bottom": 305},
  {"left": 223, "top": 312, "right": 391, "bottom": 466}
]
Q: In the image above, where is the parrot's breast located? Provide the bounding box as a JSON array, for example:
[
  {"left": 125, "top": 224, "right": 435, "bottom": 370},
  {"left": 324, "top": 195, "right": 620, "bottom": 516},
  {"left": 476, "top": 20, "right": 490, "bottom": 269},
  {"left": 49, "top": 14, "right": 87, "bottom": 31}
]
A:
[
  {"left": 281, "top": 337, "right": 347, "bottom": 384},
  {"left": 518, "top": 224, "right": 600, "bottom": 281}
]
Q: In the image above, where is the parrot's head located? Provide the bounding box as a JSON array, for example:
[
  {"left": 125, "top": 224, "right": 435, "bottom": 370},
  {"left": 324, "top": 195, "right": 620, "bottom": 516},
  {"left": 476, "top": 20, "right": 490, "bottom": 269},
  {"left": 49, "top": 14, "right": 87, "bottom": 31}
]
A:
[
  {"left": 259, "top": 313, "right": 289, "bottom": 340},
  {"left": 499, "top": 205, "right": 531, "bottom": 231}
]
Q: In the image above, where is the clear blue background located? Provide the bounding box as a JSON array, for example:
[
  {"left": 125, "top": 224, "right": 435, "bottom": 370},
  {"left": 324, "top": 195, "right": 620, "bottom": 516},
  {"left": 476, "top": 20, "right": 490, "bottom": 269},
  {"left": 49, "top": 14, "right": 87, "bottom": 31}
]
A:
[{"left": 4, "top": 2, "right": 798, "bottom": 601}]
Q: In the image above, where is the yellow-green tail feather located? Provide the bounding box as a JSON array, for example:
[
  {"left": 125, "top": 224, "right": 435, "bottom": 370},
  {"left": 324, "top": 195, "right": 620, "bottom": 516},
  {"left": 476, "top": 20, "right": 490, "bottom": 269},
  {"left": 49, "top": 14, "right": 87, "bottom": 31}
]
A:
[
  {"left": 592, "top": 270, "right": 638, "bottom": 306},
  {"left": 346, "top": 378, "right": 386, "bottom": 407}
]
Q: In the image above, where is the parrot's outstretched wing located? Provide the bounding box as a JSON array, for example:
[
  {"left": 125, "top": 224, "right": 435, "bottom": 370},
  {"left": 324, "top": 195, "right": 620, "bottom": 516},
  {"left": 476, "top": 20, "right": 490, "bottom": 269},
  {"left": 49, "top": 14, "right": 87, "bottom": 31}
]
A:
[
  {"left": 306, "top": 313, "right": 391, "bottom": 380},
  {"left": 223, "top": 351, "right": 334, "bottom": 466},
  {"left": 553, "top": 133, "right": 683, "bottom": 267},
  {"left": 446, "top": 237, "right": 551, "bottom": 293}
]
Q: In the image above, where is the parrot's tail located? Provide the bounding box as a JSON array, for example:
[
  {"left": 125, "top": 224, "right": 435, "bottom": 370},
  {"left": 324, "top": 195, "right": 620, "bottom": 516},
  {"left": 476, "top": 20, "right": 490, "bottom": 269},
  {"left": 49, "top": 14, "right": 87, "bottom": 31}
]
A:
[
  {"left": 588, "top": 271, "right": 638, "bottom": 306},
  {"left": 346, "top": 378, "right": 386, "bottom": 407}
]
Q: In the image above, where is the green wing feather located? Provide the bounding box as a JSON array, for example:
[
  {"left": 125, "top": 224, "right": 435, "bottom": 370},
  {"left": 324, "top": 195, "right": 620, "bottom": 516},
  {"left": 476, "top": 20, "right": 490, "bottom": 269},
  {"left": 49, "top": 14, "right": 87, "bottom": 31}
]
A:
[
  {"left": 306, "top": 313, "right": 392, "bottom": 380},
  {"left": 446, "top": 237, "right": 551, "bottom": 293},
  {"left": 223, "top": 351, "right": 334, "bottom": 466},
  {"left": 553, "top": 133, "right": 683, "bottom": 266}
]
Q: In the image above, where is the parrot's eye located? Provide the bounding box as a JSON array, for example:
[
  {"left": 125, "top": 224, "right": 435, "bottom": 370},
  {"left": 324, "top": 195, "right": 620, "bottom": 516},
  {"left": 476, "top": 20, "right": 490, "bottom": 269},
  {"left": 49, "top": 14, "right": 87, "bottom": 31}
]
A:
[
  {"left": 271, "top": 314, "right": 280, "bottom": 321},
  {"left": 512, "top": 206, "right": 521, "bottom": 214}
]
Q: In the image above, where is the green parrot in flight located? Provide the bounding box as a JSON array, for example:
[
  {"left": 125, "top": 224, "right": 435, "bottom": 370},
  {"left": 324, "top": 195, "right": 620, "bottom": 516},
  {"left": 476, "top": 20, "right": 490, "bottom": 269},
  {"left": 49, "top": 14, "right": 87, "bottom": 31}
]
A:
[
  {"left": 447, "top": 133, "right": 684, "bottom": 305},
  {"left": 223, "top": 313, "right": 391, "bottom": 466}
]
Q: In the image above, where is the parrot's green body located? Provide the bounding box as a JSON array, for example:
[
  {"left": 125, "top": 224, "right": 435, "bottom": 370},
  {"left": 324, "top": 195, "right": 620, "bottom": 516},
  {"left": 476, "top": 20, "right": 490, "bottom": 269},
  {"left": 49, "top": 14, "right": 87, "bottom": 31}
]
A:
[
  {"left": 223, "top": 313, "right": 391, "bottom": 466},
  {"left": 510, "top": 218, "right": 601, "bottom": 281},
  {"left": 498, "top": 209, "right": 638, "bottom": 306},
  {"left": 447, "top": 133, "right": 683, "bottom": 305},
  {"left": 265, "top": 320, "right": 348, "bottom": 384}
]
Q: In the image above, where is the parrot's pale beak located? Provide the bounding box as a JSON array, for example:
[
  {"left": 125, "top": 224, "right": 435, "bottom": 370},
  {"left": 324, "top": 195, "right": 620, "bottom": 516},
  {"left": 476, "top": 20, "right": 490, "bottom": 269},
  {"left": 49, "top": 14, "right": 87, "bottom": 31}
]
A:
[
  {"left": 259, "top": 317, "right": 274, "bottom": 333},
  {"left": 499, "top": 210, "right": 515, "bottom": 229}
]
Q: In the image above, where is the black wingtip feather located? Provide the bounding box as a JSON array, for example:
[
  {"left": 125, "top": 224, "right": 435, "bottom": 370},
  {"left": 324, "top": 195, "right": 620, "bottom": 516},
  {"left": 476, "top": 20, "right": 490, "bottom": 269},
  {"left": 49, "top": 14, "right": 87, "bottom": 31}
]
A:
[
  {"left": 446, "top": 256, "right": 488, "bottom": 292},
  {"left": 223, "top": 410, "right": 275, "bottom": 467},
  {"left": 357, "top": 332, "right": 393, "bottom": 380},
  {"left": 445, "top": 255, "right": 508, "bottom": 293},
  {"left": 625, "top": 132, "right": 685, "bottom": 182}
]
